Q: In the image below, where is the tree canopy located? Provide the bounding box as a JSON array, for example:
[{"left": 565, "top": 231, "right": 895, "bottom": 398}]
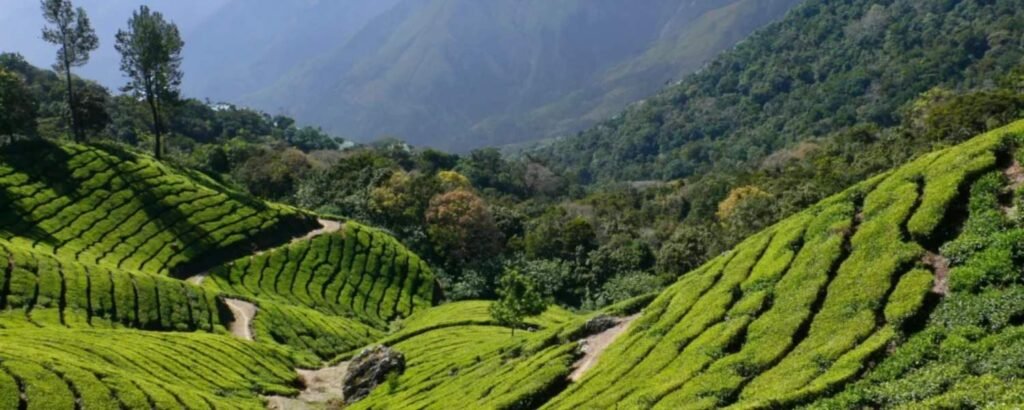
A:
[{"left": 115, "top": 5, "right": 183, "bottom": 159}]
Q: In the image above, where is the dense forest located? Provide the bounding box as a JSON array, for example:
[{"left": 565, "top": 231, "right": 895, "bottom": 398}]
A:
[{"left": 542, "top": 0, "right": 1024, "bottom": 182}]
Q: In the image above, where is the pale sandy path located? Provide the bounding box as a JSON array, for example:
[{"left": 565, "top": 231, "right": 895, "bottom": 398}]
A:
[
  {"left": 922, "top": 251, "right": 950, "bottom": 296},
  {"left": 265, "top": 362, "right": 350, "bottom": 409},
  {"left": 186, "top": 218, "right": 344, "bottom": 285},
  {"left": 225, "top": 298, "right": 257, "bottom": 341},
  {"left": 569, "top": 314, "right": 640, "bottom": 382},
  {"left": 1003, "top": 160, "right": 1024, "bottom": 218}
]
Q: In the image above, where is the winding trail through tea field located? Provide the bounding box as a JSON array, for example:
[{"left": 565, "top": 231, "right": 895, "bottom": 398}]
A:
[
  {"left": 570, "top": 314, "right": 640, "bottom": 382},
  {"left": 225, "top": 298, "right": 257, "bottom": 340}
]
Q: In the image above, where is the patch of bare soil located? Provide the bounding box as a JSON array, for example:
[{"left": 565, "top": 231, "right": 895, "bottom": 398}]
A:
[
  {"left": 922, "top": 251, "right": 950, "bottom": 296},
  {"left": 1002, "top": 160, "right": 1024, "bottom": 217},
  {"left": 569, "top": 314, "right": 640, "bottom": 382},
  {"left": 301, "top": 219, "right": 344, "bottom": 241},
  {"left": 224, "top": 298, "right": 257, "bottom": 340},
  {"left": 266, "top": 363, "right": 350, "bottom": 410},
  {"left": 1005, "top": 160, "right": 1024, "bottom": 191}
]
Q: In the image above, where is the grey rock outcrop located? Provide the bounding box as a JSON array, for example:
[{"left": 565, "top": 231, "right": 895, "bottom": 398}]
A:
[{"left": 342, "top": 345, "right": 406, "bottom": 403}]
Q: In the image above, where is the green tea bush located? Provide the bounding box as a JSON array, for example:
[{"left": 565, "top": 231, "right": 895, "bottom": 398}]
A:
[
  {"left": 0, "top": 328, "right": 299, "bottom": 409},
  {"left": 0, "top": 240, "right": 220, "bottom": 331},
  {"left": 0, "top": 140, "right": 315, "bottom": 276},
  {"left": 204, "top": 223, "right": 438, "bottom": 327}
]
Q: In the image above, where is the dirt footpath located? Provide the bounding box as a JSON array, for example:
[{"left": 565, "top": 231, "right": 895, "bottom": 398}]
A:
[
  {"left": 569, "top": 314, "right": 640, "bottom": 381},
  {"left": 265, "top": 362, "right": 350, "bottom": 409},
  {"left": 224, "top": 298, "right": 257, "bottom": 340}
]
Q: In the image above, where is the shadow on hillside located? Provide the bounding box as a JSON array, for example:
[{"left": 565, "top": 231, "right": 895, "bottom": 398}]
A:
[
  {"left": 86, "top": 142, "right": 318, "bottom": 277},
  {"left": 95, "top": 141, "right": 271, "bottom": 212},
  {"left": 0, "top": 139, "right": 70, "bottom": 246},
  {"left": 87, "top": 142, "right": 222, "bottom": 272}
]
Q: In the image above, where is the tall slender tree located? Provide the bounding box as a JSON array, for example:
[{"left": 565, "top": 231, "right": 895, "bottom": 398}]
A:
[
  {"left": 114, "top": 5, "right": 183, "bottom": 160},
  {"left": 40, "top": 0, "right": 98, "bottom": 142}
]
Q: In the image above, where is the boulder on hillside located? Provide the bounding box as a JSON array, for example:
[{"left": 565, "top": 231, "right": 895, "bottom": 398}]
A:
[
  {"left": 582, "top": 315, "right": 619, "bottom": 336},
  {"left": 343, "top": 345, "right": 406, "bottom": 403},
  {"left": 563, "top": 314, "right": 621, "bottom": 342}
]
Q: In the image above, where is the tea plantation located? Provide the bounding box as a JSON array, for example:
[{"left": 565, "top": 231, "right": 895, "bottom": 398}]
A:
[
  {"left": 344, "top": 301, "right": 587, "bottom": 410},
  {"left": 0, "top": 139, "right": 442, "bottom": 408},
  {"left": 0, "top": 140, "right": 316, "bottom": 276},
  {"left": 201, "top": 223, "right": 439, "bottom": 328},
  {"left": 5, "top": 121, "right": 1024, "bottom": 408},
  {"left": 543, "top": 120, "right": 1024, "bottom": 409}
]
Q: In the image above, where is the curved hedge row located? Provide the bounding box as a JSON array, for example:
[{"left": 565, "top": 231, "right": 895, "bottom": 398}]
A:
[
  {"left": 0, "top": 239, "right": 222, "bottom": 332},
  {"left": 809, "top": 141, "right": 1024, "bottom": 407},
  {"left": 0, "top": 328, "right": 299, "bottom": 409},
  {"left": 203, "top": 223, "right": 438, "bottom": 327},
  {"left": 349, "top": 303, "right": 583, "bottom": 410},
  {"left": 0, "top": 140, "right": 315, "bottom": 276},
  {"left": 251, "top": 300, "right": 383, "bottom": 363},
  {"left": 544, "top": 121, "right": 1024, "bottom": 409}
]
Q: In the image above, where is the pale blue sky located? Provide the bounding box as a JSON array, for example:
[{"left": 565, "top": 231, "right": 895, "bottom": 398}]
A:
[{"left": 0, "top": 0, "right": 228, "bottom": 88}]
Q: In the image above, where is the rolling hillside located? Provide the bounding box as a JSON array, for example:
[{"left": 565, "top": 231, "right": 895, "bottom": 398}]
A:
[
  {"left": 0, "top": 139, "right": 317, "bottom": 276},
  {"left": 539, "top": 121, "right": 1024, "bottom": 408},
  {"left": 0, "top": 139, "right": 445, "bottom": 408},
  {"left": 322, "top": 122, "right": 1024, "bottom": 409},
  {"left": 5, "top": 121, "right": 1024, "bottom": 408}
]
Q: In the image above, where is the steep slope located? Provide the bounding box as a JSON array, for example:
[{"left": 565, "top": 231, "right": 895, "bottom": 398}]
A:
[
  {"left": 539, "top": 121, "right": 1024, "bottom": 408},
  {"left": 242, "top": 0, "right": 799, "bottom": 150},
  {"left": 542, "top": 0, "right": 1024, "bottom": 182}
]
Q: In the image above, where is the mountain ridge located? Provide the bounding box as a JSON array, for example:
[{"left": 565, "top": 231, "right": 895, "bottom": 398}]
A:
[{"left": 237, "top": 0, "right": 801, "bottom": 150}]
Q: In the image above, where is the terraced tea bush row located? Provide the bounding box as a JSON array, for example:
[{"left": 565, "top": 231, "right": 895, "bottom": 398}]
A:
[
  {"left": 204, "top": 223, "right": 438, "bottom": 327},
  {"left": 0, "top": 328, "right": 299, "bottom": 410},
  {"left": 350, "top": 307, "right": 582, "bottom": 410},
  {"left": 0, "top": 239, "right": 222, "bottom": 332},
  {"left": 350, "top": 301, "right": 578, "bottom": 357},
  {"left": 808, "top": 132, "right": 1024, "bottom": 407},
  {"left": 0, "top": 140, "right": 315, "bottom": 276},
  {"left": 544, "top": 121, "right": 1024, "bottom": 409},
  {"left": 251, "top": 300, "right": 383, "bottom": 363}
]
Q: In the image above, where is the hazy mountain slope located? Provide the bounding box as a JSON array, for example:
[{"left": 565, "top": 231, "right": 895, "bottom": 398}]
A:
[
  {"left": 240, "top": 0, "right": 800, "bottom": 149},
  {"left": 540, "top": 0, "right": 1024, "bottom": 183},
  {"left": 180, "top": 0, "right": 400, "bottom": 102},
  {"left": 473, "top": 0, "right": 801, "bottom": 149}
]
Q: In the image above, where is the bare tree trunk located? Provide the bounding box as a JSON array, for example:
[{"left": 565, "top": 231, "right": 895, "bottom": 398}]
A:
[
  {"left": 147, "top": 94, "right": 162, "bottom": 159},
  {"left": 61, "top": 48, "right": 82, "bottom": 142}
]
